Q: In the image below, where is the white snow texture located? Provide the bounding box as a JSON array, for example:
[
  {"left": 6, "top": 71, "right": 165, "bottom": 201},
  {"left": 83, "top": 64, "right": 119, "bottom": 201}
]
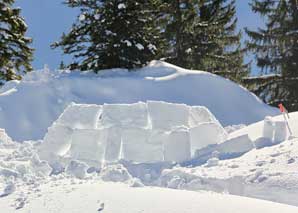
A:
[
  {"left": 0, "top": 61, "right": 278, "bottom": 141},
  {"left": 39, "top": 101, "right": 230, "bottom": 166}
]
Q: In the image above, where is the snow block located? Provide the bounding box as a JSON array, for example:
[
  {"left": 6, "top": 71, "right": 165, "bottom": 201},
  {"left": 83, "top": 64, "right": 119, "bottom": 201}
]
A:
[
  {"left": 190, "top": 122, "right": 227, "bottom": 156},
  {"left": 100, "top": 102, "right": 148, "bottom": 128},
  {"left": 164, "top": 127, "right": 191, "bottom": 163},
  {"left": 263, "top": 116, "right": 274, "bottom": 140},
  {"left": 122, "top": 128, "right": 165, "bottom": 163},
  {"left": 189, "top": 106, "right": 220, "bottom": 128},
  {"left": 194, "top": 134, "right": 253, "bottom": 164},
  {"left": 273, "top": 121, "right": 288, "bottom": 144},
  {"left": 56, "top": 103, "right": 102, "bottom": 130},
  {"left": 217, "top": 134, "right": 254, "bottom": 155},
  {"left": 30, "top": 154, "right": 52, "bottom": 177},
  {"left": 254, "top": 137, "right": 273, "bottom": 149},
  {"left": 39, "top": 124, "right": 73, "bottom": 164},
  {"left": 147, "top": 101, "right": 190, "bottom": 131},
  {"left": 69, "top": 129, "right": 106, "bottom": 167},
  {"left": 103, "top": 127, "right": 122, "bottom": 162},
  {"left": 0, "top": 129, "right": 12, "bottom": 144},
  {"left": 100, "top": 164, "right": 132, "bottom": 183},
  {"left": 121, "top": 128, "right": 164, "bottom": 163},
  {"left": 66, "top": 160, "right": 89, "bottom": 179}
]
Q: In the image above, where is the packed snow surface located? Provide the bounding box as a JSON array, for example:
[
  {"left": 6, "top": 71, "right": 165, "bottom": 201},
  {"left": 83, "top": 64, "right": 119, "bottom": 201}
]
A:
[
  {"left": 0, "top": 61, "right": 278, "bottom": 141},
  {"left": 1, "top": 181, "right": 298, "bottom": 213}
]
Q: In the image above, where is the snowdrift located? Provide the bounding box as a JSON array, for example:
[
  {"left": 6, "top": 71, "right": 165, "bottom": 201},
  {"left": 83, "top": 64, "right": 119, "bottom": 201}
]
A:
[{"left": 0, "top": 61, "right": 278, "bottom": 141}]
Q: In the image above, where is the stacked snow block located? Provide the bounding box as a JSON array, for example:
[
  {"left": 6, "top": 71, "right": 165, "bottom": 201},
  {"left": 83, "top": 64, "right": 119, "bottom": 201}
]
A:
[
  {"left": 39, "top": 103, "right": 102, "bottom": 167},
  {"left": 147, "top": 101, "right": 189, "bottom": 131},
  {"left": 189, "top": 106, "right": 221, "bottom": 128},
  {"left": 70, "top": 129, "right": 106, "bottom": 167},
  {"left": 147, "top": 101, "right": 191, "bottom": 162},
  {"left": 255, "top": 116, "right": 289, "bottom": 149},
  {"left": 102, "top": 127, "right": 122, "bottom": 162},
  {"left": 164, "top": 127, "right": 191, "bottom": 162},
  {"left": 99, "top": 103, "right": 148, "bottom": 128},
  {"left": 122, "top": 128, "right": 164, "bottom": 163},
  {"left": 273, "top": 121, "right": 288, "bottom": 143},
  {"left": 190, "top": 122, "right": 227, "bottom": 156},
  {"left": 40, "top": 101, "right": 230, "bottom": 167},
  {"left": 56, "top": 103, "right": 103, "bottom": 129},
  {"left": 100, "top": 103, "right": 150, "bottom": 163},
  {"left": 38, "top": 124, "right": 73, "bottom": 166}
]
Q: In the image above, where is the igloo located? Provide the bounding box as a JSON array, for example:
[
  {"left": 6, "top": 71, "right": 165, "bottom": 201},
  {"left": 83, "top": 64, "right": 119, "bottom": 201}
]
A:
[{"left": 39, "top": 101, "right": 230, "bottom": 166}]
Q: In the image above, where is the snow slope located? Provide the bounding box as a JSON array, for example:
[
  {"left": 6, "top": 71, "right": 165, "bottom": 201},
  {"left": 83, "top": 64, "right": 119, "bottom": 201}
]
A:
[
  {"left": 0, "top": 61, "right": 277, "bottom": 141},
  {"left": 1, "top": 180, "right": 298, "bottom": 213},
  {"left": 158, "top": 112, "right": 298, "bottom": 206},
  {"left": 229, "top": 112, "right": 298, "bottom": 140}
]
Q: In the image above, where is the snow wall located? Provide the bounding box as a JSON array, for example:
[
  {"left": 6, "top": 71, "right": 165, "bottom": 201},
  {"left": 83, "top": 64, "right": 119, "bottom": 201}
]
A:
[
  {"left": 0, "top": 61, "right": 278, "bottom": 141},
  {"left": 39, "top": 101, "right": 229, "bottom": 166}
]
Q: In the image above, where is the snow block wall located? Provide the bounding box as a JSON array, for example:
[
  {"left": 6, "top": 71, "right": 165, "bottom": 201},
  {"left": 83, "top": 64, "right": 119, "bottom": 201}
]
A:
[
  {"left": 39, "top": 101, "right": 235, "bottom": 167},
  {"left": 253, "top": 116, "right": 290, "bottom": 149}
]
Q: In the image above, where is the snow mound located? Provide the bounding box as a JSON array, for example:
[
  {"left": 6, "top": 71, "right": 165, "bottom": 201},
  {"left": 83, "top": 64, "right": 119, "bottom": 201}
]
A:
[{"left": 0, "top": 61, "right": 278, "bottom": 141}]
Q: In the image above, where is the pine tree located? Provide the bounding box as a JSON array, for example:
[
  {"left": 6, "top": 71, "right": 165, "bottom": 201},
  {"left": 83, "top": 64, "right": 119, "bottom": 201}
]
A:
[
  {"left": 158, "top": 0, "right": 197, "bottom": 67},
  {"left": 246, "top": 0, "right": 298, "bottom": 111},
  {"left": 159, "top": 0, "right": 248, "bottom": 82},
  {"left": 194, "top": 0, "right": 248, "bottom": 82},
  {"left": 53, "top": 0, "right": 163, "bottom": 72},
  {"left": 0, "top": 0, "right": 33, "bottom": 84}
]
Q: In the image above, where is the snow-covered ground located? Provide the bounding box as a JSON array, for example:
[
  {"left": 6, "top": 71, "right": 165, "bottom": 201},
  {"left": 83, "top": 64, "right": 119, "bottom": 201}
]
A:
[
  {"left": 0, "top": 61, "right": 296, "bottom": 212},
  {"left": 158, "top": 112, "right": 298, "bottom": 206},
  {"left": 0, "top": 108, "right": 297, "bottom": 212},
  {"left": 1, "top": 180, "right": 298, "bottom": 213},
  {"left": 0, "top": 61, "right": 277, "bottom": 141}
]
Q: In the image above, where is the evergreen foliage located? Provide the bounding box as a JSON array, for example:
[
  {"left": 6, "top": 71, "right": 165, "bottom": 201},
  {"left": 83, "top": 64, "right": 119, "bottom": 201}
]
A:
[
  {"left": 53, "top": 0, "right": 163, "bottom": 71},
  {"left": 159, "top": 0, "right": 248, "bottom": 82},
  {"left": 246, "top": 0, "right": 298, "bottom": 111},
  {"left": 0, "top": 0, "right": 33, "bottom": 84}
]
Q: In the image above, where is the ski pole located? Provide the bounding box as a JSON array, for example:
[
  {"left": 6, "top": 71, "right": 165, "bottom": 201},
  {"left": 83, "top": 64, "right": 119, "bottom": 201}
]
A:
[{"left": 278, "top": 103, "right": 293, "bottom": 136}]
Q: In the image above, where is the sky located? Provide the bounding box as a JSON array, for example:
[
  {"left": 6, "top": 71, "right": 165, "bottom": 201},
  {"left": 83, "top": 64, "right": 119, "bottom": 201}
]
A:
[{"left": 15, "top": 0, "right": 262, "bottom": 72}]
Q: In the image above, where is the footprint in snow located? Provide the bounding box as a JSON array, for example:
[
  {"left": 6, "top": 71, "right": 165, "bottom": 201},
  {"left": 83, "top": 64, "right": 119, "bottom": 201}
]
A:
[
  {"left": 288, "top": 158, "right": 295, "bottom": 164},
  {"left": 0, "top": 183, "right": 15, "bottom": 197},
  {"left": 97, "top": 202, "right": 105, "bottom": 212}
]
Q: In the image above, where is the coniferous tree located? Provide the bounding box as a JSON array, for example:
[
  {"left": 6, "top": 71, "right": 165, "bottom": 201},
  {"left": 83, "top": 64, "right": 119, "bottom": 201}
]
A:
[
  {"left": 159, "top": 0, "right": 248, "bottom": 82},
  {"left": 0, "top": 0, "right": 33, "bottom": 84},
  {"left": 246, "top": 0, "right": 298, "bottom": 111},
  {"left": 158, "top": 0, "right": 197, "bottom": 67},
  {"left": 53, "top": 0, "right": 163, "bottom": 71}
]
